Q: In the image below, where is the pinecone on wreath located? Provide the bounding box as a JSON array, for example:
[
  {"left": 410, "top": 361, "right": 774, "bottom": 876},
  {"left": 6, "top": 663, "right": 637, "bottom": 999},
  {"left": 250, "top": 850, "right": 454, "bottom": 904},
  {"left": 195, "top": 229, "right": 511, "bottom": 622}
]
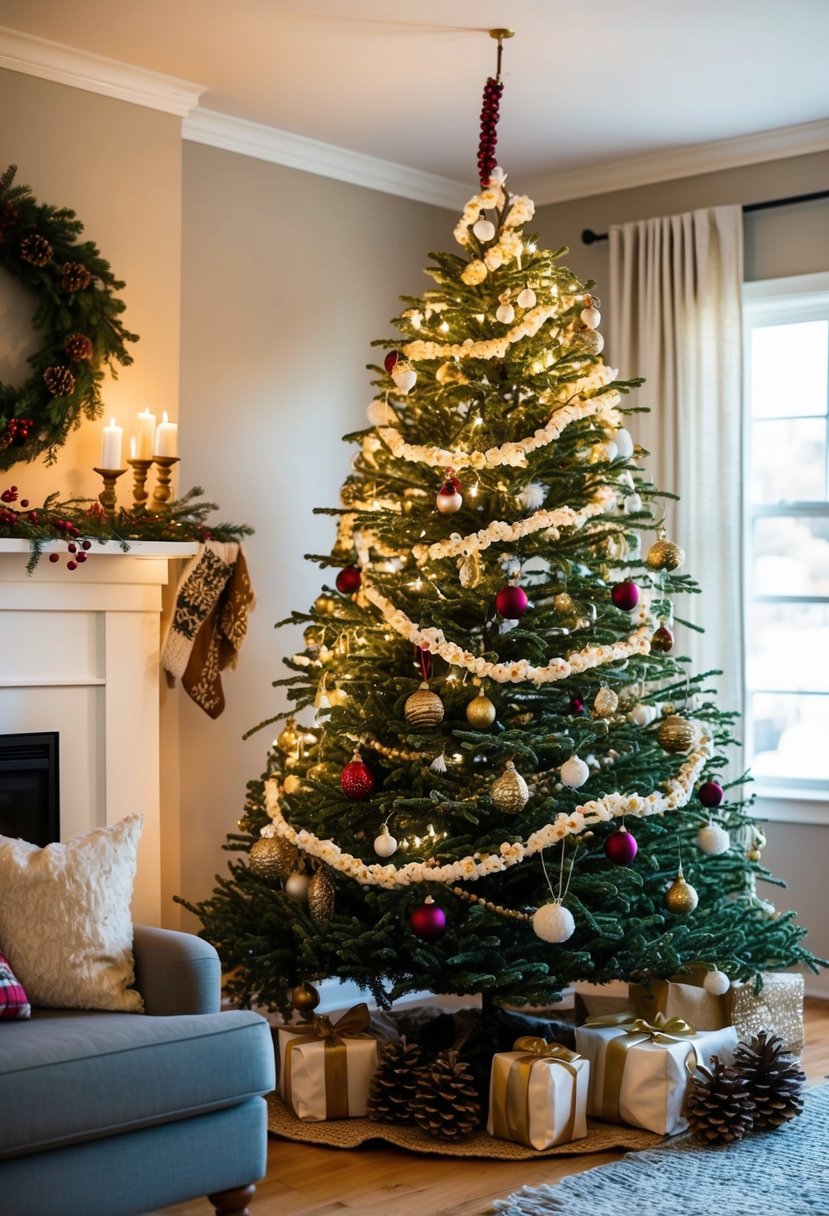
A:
[
  {"left": 61, "top": 261, "right": 93, "bottom": 292},
  {"left": 686, "top": 1055, "right": 755, "bottom": 1144},
  {"left": 411, "top": 1048, "right": 481, "bottom": 1140},
  {"left": 64, "top": 333, "right": 94, "bottom": 362},
  {"left": 733, "top": 1030, "right": 806, "bottom": 1130},
  {"left": 43, "top": 365, "right": 76, "bottom": 398},
  {"left": 367, "top": 1036, "right": 423, "bottom": 1125},
  {"left": 20, "top": 233, "right": 52, "bottom": 266}
]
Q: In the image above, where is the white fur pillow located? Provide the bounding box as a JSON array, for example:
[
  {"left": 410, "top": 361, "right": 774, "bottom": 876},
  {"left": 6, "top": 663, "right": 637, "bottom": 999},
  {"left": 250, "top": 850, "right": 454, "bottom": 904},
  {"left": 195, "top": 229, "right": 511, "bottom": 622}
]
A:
[{"left": 0, "top": 815, "right": 144, "bottom": 1012}]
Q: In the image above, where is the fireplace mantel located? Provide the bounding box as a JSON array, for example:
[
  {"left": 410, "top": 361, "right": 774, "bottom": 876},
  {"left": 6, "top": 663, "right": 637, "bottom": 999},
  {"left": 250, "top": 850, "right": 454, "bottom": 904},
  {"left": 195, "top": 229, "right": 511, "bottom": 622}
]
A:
[{"left": 0, "top": 541, "right": 198, "bottom": 924}]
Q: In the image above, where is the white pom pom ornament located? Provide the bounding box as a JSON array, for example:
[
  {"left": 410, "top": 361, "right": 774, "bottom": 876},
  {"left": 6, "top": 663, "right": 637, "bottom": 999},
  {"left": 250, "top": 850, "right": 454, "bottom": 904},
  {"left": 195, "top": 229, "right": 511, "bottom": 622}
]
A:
[
  {"left": 697, "top": 822, "right": 730, "bottom": 855},
  {"left": 629, "top": 703, "right": 658, "bottom": 727},
  {"left": 560, "top": 756, "right": 590, "bottom": 789},
  {"left": 703, "top": 969, "right": 731, "bottom": 996},
  {"left": 615, "top": 428, "right": 635, "bottom": 459},
  {"left": 532, "top": 901, "right": 575, "bottom": 943}
]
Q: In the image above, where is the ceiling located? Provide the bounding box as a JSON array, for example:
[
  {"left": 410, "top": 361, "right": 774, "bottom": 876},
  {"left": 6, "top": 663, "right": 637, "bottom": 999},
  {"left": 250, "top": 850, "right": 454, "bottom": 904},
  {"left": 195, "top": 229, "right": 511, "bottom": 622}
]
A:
[{"left": 2, "top": 0, "right": 829, "bottom": 197}]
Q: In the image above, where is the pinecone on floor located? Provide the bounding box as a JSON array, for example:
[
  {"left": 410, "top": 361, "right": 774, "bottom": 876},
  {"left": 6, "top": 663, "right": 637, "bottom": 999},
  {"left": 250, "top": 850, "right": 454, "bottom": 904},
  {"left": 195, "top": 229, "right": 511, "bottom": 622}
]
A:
[
  {"left": 733, "top": 1030, "right": 806, "bottom": 1130},
  {"left": 686, "top": 1055, "right": 756, "bottom": 1144},
  {"left": 411, "top": 1048, "right": 482, "bottom": 1140},
  {"left": 367, "top": 1036, "right": 423, "bottom": 1125}
]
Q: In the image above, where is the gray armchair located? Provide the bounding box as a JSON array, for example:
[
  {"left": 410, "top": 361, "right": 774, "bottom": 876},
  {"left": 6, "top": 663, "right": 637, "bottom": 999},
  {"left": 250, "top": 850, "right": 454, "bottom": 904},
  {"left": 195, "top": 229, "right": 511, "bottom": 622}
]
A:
[{"left": 0, "top": 926, "right": 275, "bottom": 1216}]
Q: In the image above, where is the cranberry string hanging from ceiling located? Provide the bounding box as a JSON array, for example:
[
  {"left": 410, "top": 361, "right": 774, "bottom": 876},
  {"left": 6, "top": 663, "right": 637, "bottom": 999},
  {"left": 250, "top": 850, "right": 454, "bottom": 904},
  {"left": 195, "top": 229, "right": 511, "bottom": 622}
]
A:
[{"left": 477, "top": 28, "right": 514, "bottom": 187}]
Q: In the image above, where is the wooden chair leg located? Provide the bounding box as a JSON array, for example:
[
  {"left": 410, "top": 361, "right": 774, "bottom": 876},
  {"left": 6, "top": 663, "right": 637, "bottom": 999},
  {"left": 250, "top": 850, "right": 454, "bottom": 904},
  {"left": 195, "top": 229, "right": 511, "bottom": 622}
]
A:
[{"left": 207, "top": 1183, "right": 256, "bottom": 1214}]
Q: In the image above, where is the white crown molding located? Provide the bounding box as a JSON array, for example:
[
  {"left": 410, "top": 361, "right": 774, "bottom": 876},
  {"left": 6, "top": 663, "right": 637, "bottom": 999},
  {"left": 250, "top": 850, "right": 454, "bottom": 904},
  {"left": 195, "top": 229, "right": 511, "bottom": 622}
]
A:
[
  {"left": 526, "top": 118, "right": 829, "bottom": 206},
  {"left": 0, "top": 26, "right": 204, "bottom": 116},
  {"left": 183, "top": 108, "right": 469, "bottom": 211}
]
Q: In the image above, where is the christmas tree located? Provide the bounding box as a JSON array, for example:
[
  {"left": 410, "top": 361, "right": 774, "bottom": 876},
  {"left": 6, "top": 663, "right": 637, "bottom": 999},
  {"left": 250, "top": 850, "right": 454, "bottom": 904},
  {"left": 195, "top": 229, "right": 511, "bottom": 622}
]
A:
[{"left": 181, "top": 48, "right": 821, "bottom": 1020}]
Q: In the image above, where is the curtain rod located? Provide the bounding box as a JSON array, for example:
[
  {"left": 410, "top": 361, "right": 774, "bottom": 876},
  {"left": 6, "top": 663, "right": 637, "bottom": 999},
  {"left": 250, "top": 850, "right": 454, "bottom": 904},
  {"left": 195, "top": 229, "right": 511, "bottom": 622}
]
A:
[{"left": 580, "top": 187, "right": 829, "bottom": 245}]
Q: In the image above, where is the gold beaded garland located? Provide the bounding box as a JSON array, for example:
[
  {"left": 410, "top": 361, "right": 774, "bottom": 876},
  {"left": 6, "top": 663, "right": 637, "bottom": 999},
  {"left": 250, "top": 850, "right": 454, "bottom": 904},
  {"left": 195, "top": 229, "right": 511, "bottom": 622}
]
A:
[
  {"left": 657, "top": 715, "right": 696, "bottom": 753},
  {"left": 491, "top": 760, "right": 529, "bottom": 814},
  {"left": 466, "top": 692, "right": 496, "bottom": 729},
  {"left": 646, "top": 538, "right": 685, "bottom": 572},
  {"left": 665, "top": 869, "right": 699, "bottom": 914},
  {"left": 404, "top": 682, "right": 445, "bottom": 729},
  {"left": 450, "top": 884, "right": 530, "bottom": 922},
  {"left": 249, "top": 836, "right": 297, "bottom": 881},
  {"left": 593, "top": 687, "right": 619, "bottom": 718},
  {"left": 307, "top": 867, "right": 336, "bottom": 924}
]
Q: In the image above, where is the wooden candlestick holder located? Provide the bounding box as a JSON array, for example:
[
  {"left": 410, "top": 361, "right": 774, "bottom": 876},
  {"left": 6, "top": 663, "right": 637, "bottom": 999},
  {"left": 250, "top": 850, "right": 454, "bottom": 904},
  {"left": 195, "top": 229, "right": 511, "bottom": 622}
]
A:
[
  {"left": 92, "top": 467, "right": 127, "bottom": 523},
  {"left": 127, "top": 458, "right": 153, "bottom": 513},
  {"left": 150, "top": 455, "right": 180, "bottom": 512}
]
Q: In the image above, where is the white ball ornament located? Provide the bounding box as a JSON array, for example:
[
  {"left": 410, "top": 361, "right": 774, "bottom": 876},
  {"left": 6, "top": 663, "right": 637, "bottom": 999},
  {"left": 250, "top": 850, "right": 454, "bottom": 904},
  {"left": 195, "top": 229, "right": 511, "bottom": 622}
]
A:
[
  {"left": 391, "top": 365, "right": 417, "bottom": 394},
  {"left": 436, "top": 486, "right": 463, "bottom": 514},
  {"left": 367, "top": 399, "right": 398, "bottom": 427},
  {"left": 697, "top": 822, "right": 730, "bottom": 856},
  {"left": 532, "top": 901, "right": 575, "bottom": 943},
  {"left": 517, "top": 286, "right": 537, "bottom": 309},
  {"left": 629, "top": 703, "right": 658, "bottom": 727},
  {"left": 580, "top": 305, "right": 602, "bottom": 329},
  {"left": 625, "top": 493, "right": 643, "bottom": 514},
  {"left": 703, "top": 969, "right": 731, "bottom": 996},
  {"left": 373, "top": 826, "right": 398, "bottom": 858},
  {"left": 285, "top": 871, "right": 310, "bottom": 901},
  {"left": 560, "top": 756, "right": 590, "bottom": 789},
  {"left": 473, "top": 217, "right": 496, "bottom": 242},
  {"left": 496, "top": 302, "right": 515, "bottom": 324},
  {"left": 615, "top": 428, "right": 635, "bottom": 459}
]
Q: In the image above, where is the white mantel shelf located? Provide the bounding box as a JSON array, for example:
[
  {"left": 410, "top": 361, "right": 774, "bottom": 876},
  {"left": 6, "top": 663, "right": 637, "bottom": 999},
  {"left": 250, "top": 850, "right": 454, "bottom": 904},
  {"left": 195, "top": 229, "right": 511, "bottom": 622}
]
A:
[{"left": 0, "top": 543, "right": 196, "bottom": 925}]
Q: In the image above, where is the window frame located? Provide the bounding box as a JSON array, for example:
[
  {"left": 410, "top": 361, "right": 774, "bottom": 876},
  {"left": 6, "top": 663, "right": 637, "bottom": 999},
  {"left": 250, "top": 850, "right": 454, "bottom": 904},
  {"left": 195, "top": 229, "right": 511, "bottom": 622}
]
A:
[{"left": 742, "top": 272, "right": 829, "bottom": 823}]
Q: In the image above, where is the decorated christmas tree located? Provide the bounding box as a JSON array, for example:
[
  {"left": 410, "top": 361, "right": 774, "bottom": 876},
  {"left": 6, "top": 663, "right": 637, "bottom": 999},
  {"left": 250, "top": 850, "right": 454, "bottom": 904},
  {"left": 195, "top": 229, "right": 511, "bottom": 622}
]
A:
[{"left": 182, "top": 40, "right": 820, "bottom": 1020}]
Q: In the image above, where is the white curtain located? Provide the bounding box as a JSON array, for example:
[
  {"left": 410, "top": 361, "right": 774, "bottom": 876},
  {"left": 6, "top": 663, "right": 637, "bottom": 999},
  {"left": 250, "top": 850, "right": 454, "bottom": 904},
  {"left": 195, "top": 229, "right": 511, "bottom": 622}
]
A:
[{"left": 609, "top": 206, "right": 744, "bottom": 720}]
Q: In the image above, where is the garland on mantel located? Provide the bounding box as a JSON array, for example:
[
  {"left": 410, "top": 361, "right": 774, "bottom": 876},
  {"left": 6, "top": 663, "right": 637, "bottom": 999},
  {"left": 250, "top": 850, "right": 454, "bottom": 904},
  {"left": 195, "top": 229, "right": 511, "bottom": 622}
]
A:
[{"left": 0, "top": 482, "right": 252, "bottom": 573}]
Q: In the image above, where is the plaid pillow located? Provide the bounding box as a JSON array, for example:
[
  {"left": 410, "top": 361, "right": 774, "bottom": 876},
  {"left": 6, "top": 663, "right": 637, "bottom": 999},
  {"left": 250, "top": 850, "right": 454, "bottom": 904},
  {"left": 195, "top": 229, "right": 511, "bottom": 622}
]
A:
[{"left": 0, "top": 950, "right": 31, "bottom": 1019}]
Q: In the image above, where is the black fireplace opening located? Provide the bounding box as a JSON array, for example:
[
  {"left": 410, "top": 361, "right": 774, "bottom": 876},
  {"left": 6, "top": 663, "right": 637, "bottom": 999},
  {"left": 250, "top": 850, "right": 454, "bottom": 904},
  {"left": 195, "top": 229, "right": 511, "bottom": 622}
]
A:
[{"left": 0, "top": 733, "right": 60, "bottom": 846}]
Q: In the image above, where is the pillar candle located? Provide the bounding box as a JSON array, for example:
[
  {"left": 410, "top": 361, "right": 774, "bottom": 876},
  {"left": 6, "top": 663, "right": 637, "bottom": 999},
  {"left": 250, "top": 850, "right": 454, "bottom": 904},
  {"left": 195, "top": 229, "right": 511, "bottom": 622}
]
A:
[
  {"left": 135, "top": 409, "right": 156, "bottom": 459},
  {"left": 153, "top": 412, "right": 178, "bottom": 458},
  {"left": 101, "top": 418, "right": 123, "bottom": 469}
]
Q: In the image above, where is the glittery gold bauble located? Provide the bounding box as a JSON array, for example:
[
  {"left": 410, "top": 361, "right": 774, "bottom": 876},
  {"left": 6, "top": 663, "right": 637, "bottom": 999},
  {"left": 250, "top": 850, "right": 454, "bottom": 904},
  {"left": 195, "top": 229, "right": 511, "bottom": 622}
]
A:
[
  {"left": 304, "top": 625, "right": 324, "bottom": 647},
  {"left": 458, "top": 551, "right": 482, "bottom": 588},
  {"left": 554, "top": 592, "right": 575, "bottom": 614},
  {"left": 314, "top": 594, "right": 336, "bottom": 616},
  {"left": 466, "top": 693, "right": 496, "bottom": 729},
  {"left": 283, "top": 774, "right": 303, "bottom": 794},
  {"left": 307, "top": 867, "right": 336, "bottom": 924},
  {"left": 491, "top": 761, "right": 529, "bottom": 814},
  {"left": 646, "top": 538, "right": 685, "bottom": 572},
  {"left": 249, "top": 836, "right": 297, "bottom": 881},
  {"left": 593, "top": 687, "right": 619, "bottom": 718},
  {"left": 277, "top": 721, "right": 300, "bottom": 753},
  {"left": 404, "top": 682, "right": 445, "bottom": 729},
  {"left": 657, "top": 715, "right": 696, "bottom": 753},
  {"left": 665, "top": 871, "right": 699, "bottom": 914},
  {"left": 291, "top": 981, "right": 320, "bottom": 1013}
]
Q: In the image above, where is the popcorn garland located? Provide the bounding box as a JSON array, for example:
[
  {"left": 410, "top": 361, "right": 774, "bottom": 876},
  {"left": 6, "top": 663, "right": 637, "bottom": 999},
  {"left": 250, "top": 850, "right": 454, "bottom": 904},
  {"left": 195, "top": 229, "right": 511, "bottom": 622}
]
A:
[
  {"left": 263, "top": 732, "right": 711, "bottom": 889},
  {"left": 401, "top": 305, "right": 606, "bottom": 368}
]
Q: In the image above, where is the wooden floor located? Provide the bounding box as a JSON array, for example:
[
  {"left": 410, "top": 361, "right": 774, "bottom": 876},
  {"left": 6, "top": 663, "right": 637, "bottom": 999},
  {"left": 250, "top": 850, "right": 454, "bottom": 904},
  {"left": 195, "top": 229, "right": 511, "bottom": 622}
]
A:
[{"left": 151, "top": 997, "right": 829, "bottom": 1216}]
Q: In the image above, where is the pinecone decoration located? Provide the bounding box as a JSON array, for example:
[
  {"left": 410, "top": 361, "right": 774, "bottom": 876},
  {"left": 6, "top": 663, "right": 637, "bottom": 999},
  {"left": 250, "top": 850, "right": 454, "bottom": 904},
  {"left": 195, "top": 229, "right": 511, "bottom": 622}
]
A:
[
  {"left": 61, "top": 261, "right": 92, "bottom": 292},
  {"left": 43, "top": 365, "right": 76, "bottom": 398},
  {"left": 64, "top": 333, "right": 94, "bottom": 362},
  {"left": 367, "top": 1036, "right": 423, "bottom": 1125},
  {"left": 686, "top": 1055, "right": 755, "bottom": 1144},
  {"left": 411, "top": 1049, "right": 482, "bottom": 1141},
  {"left": 733, "top": 1030, "right": 806, "bottom": 1130},
  {"left": 20, "top": 233, "right": 52, "bottom": 266}
]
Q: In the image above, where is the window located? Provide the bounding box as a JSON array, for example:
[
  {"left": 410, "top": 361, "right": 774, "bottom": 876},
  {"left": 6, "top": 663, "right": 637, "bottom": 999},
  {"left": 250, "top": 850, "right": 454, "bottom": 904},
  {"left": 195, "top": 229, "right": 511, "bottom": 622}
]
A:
[{"left": 743, "top": 273, "right": 829, "bottom": 798}]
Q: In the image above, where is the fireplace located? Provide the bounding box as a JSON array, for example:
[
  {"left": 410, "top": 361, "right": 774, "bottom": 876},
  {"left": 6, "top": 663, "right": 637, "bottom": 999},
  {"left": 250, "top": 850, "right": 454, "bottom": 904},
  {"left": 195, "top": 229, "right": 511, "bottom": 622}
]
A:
[{"left": 0, "top": 732, "right": 59, "bottom": 847}]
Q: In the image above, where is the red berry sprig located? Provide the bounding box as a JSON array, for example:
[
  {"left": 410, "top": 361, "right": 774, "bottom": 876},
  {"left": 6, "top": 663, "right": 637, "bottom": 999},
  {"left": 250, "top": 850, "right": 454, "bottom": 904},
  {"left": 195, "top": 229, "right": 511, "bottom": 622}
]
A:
[{"left": 477, "top": 76, "right": 504, "bottom": 187}]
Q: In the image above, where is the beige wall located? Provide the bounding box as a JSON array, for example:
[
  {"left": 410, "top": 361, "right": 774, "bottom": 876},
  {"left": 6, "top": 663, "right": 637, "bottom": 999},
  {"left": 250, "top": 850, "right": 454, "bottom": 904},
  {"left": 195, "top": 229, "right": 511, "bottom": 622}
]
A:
[
  {"left": 536, "top": 151, "right": 829, "bottom": 994},
  {"left": 175, "top": 141, "right": 449, "bottom": 927}
]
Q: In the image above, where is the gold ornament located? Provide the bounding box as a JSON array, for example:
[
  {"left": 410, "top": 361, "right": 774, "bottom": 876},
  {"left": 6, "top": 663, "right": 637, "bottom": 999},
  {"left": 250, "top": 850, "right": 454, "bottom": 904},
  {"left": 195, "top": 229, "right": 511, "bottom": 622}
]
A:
[
  {"left": 665, "top": 868, "right": 699, "bottom": 915},
  {"left": 466, "top": 692, "right": 496, "bottom": 729},
  {"left": 458, "top": 551, "right": 482, "bottom": 588},
  {"left": 307, "top": 867, "right": 336, "bottom": 924},
  {"left": 491, "top": 760, "right": 529, "bottom": 814},
  {"left": 277, "top": 720, "right": 300, "bottom": 754},
  {"left": 554, "top": 592, "right": 575, "bottom": 614},
  {"left": 657, "top": 715, "right": 696, "bottom": 753},
  {"left": 646, "top": 537, "right": 685, "bottom": 572},
  {"left": 593, "top": 687, "right": 619, "bottom": 718},
  {"left": 249, "top": 836, "right": 297, "bottom": 881},
  {"left": 304, "top": 625, "right": 324, "bottom": 647},
  {"left": 314, "top": 594, "right": 336, "bottom": 616},
  {"left": 291, "top": 981, "right": 321, "bottom": 1013},
  {"left": 404, "top": 681, "right": 445, "bottom": 730}
]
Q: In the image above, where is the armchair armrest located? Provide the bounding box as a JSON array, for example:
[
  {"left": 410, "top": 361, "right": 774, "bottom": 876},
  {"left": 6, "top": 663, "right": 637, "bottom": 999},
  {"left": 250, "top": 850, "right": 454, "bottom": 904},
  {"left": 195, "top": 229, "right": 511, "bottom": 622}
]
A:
[{"left": 133, "top": 925, "right": 221, "bottom": 1015}]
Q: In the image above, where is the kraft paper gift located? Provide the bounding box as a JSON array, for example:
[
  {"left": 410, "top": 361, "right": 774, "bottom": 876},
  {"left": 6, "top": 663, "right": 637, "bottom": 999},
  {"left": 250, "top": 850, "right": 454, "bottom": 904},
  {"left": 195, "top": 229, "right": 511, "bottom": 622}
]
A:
[
  {"left": 575, "top": 1013, "right": 738, "bottom": 1135},
  {"left": 629, "top": 977, "right": 729, "bottom": 1031},
  {"left": 487, "top": 1037, "right": 589, "bottom": 1150},
  {"left": 277, "top": 1003, "right": 379, "bottom": 1121}
]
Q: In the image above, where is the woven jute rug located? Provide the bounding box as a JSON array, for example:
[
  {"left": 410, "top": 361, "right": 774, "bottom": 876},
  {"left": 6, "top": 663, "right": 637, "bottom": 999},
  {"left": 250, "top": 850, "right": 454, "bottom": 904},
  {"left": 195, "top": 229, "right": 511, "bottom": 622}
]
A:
[{"left": 267, "top": 1093, "right": 661, "bottom": 1160}]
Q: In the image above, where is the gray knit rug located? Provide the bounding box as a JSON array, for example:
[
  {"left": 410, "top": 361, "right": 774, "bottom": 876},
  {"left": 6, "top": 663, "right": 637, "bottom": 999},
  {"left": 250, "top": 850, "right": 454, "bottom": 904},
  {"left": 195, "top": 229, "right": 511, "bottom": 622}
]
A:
[{"left": 491, "top": 1085, "right": 829, "bottom": 1216}]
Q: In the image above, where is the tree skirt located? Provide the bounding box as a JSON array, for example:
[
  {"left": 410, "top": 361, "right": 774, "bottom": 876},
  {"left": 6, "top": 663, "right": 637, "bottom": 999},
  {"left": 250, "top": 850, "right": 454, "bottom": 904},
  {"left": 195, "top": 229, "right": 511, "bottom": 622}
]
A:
[
  {"left": 267, "top": 1094, "right": 661, "bottom": 1159},
  {"left": 489, "top": 1084, "right": 829, "bottom": 1214}
]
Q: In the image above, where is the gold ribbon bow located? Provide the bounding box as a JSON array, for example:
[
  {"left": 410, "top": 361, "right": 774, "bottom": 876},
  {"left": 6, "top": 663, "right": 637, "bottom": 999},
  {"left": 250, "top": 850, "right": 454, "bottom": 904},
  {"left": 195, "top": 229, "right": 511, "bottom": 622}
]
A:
[
  {"left": 491, "top": 1037, "right": 583, "bottom": 1148},
  {"left": 583, "top": 1011, "right": 698, "bottom": 1124},
  {"left": 282, "top": 1002, "right": 372, "bottom": 1119}
]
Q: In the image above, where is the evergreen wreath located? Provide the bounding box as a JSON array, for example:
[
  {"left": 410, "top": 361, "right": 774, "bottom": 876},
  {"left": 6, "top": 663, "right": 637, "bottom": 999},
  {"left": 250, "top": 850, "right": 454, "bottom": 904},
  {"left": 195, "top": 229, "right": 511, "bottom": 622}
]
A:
[{"left": 0, "top": 164, "right": 138, "bottom": 471}]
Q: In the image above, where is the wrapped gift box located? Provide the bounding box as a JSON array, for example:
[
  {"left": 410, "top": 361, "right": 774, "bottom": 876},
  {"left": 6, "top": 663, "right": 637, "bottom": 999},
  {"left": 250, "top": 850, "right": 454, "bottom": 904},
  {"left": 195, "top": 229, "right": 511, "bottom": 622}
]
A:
[
  {"left": 630, "top": 977, "right": 728, "bottom": 1031},
  {"left": 487, "top": 1037, "right": 589, "bottom": 1150},
  {"left": 276, "top": 1003, "right": 379, "bottom": 1121},
  {"left": 575, "top": 1014, "right": 738, "bottom": 1135}
]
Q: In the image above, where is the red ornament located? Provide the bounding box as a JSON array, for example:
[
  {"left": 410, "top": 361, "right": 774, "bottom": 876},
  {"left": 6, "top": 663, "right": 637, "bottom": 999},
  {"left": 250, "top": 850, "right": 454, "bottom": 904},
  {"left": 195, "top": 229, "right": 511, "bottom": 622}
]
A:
[
  {"left": 384, "top": 350, "right": 403, "bottom": 373},
  {"left": 495, "top": 584, "right": 529, "bottom": 619},
  {"left": 340, "top": 755, "right": 375, "bottom": 800},
  {"left": 409, "top": 898, "right": 446, "bottom": 941},
  {"left": 651, "top": 625, "right": 674, "bottom": 653},
  {"left": 604, "top": 826, "right": 638, "bottom": 865},
  {"left": 335, "top": 565, "right": 361, "bottom": 595},
  {"left": 568, "top": 696, "right": 585, "bottom": 715},
  {"left": 611, "top": 580, "right": 639, "bottom": 611},
  {"left": 698, "top": 780, "right": 724, "bottom": 808}
]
